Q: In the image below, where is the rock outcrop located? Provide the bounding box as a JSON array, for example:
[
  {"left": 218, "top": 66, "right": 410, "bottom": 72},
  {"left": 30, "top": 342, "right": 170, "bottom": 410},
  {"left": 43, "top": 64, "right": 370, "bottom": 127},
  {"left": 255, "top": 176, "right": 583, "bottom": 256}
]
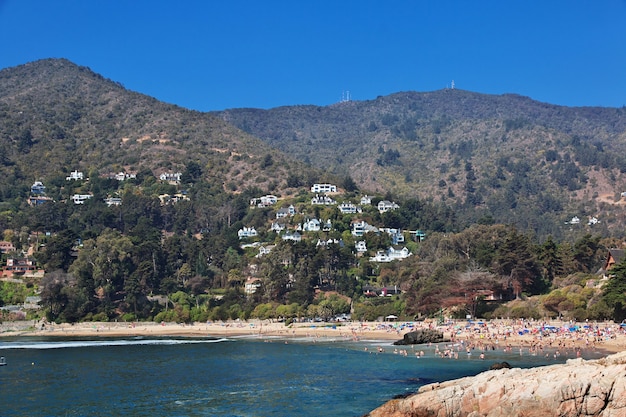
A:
[
  {"left": 393, "top": 329, "right": 447, "bottom": 345},
  {"left": 366, "top": 351, "right": 626, "bottom": 417}
]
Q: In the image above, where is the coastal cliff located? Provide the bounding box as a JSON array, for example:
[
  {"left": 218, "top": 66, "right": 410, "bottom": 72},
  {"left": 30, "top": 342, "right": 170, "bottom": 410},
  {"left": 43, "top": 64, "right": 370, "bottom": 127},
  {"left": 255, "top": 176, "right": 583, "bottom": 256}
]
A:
[{"left": 366, "top": 351, "right": 626, "bottom": 417}]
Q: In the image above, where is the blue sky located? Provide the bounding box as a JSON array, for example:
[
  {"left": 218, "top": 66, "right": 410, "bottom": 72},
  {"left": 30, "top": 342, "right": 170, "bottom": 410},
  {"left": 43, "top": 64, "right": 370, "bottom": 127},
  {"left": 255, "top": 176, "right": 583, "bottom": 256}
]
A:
[{"left": 1, "top": 1, "right": 625, "bottom": 111}]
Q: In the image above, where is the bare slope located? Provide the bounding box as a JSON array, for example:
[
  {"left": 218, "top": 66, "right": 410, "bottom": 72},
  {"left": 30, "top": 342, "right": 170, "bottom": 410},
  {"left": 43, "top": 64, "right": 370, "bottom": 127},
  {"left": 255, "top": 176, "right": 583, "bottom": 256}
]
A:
[{"left": 0, "top": 58, "right": 317, "bottom": 196}]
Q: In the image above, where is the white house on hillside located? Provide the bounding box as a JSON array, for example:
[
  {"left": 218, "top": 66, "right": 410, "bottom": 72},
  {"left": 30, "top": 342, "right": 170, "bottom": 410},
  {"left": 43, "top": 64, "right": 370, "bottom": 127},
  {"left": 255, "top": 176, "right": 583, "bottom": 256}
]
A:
[
  {"left": 159, "top": 172, "right": 182, "bottom": 183},
  {"left": 270, "top": 222, "right": 286, "bottom": 233},
  {"left": 300, "top": 218, "right": 321, "bottom": 232},
  {"left": 380, "top": 227, "right": 405, "bottom": 244},
  {"left": 282, "top": 231, "right": 302, "bottom": 242},
  {"left": 250, "top": 195, "right": 278, "bottom": 207},
  {"left": 30, "top": 181, "right": 46, "bottom": 195},
  {"left": 114, "top": 172, "right": 136, "bottom": 181},
  {"left": 311, "top": 183, "right": 337, "bottom": 194},
  {"left": 377, "top": 200, "right": 399, "bottom": 213},
  {"left": 369, "top": 247, "right": 412, "bottom": 262},
  {"left": 72, "top": 194, "right": 93, "bottom": 204},
  {"left": 245, "top": 278, "right": 262, "bottom": 295},
  {"left": 237, "top": 226, "right": 258, "bottom": 239},
  {"left": 66, "top": 170, "right": 84, "bottom": 181},
  {"left": 351, "top": 220, "right": 378, "bottom": 237},
  {"left": 104, "top": 197, "right": 122, "bottom": 207},
  {"left": 311, "top": 195, "right": 336, "bottom": 205},
  {"left": 276, "top": 205, "right": 296, "bottom": 219},
  {"left": 338, "top": 202, "right": 360, "bottom": 214},
  {"left": 256, "top": 245, "right": 276, "bottom": 258}
]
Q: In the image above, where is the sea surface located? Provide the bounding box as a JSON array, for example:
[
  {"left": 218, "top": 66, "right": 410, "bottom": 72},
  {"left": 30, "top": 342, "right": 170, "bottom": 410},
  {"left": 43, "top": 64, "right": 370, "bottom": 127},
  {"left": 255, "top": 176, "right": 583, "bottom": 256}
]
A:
[{"left": 0, "top": 335, "right": 606, "bottom": 417}]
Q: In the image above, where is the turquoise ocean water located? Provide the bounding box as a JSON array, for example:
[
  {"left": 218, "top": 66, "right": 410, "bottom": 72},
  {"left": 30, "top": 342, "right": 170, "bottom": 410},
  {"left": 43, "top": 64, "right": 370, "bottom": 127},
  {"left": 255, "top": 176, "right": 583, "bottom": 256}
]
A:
[{"left": 0, "top": 335, "right": 606, "bottom": 417}]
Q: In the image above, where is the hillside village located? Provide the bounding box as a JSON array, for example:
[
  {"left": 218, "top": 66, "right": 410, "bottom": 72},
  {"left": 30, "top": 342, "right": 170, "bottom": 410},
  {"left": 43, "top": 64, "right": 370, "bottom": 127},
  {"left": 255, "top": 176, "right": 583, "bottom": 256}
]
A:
[
  {"left": 1, "top": 158, "right": 624, "bottom": 325},
  {"left": 1, "top": 59, "right": 626, "bottom": 325},
  {"left": 1, "top": 169, "right": 426, "bottom": 319}
]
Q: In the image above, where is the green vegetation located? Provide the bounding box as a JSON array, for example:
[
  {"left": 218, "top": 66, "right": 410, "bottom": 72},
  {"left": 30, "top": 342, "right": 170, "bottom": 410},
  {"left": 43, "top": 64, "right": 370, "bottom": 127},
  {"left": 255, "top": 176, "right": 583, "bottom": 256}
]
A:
[
  {"left": 218, "top": 91, "right": 626, "bottom": 240},
  {"left": 1, "top": 59, "right": 626, "bottom": 325}
]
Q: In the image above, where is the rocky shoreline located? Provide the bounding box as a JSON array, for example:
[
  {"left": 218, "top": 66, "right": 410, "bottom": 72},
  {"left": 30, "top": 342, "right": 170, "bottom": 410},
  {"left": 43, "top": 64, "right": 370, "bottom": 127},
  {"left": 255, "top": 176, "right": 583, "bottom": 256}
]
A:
[{"left": 366, "top": 351, "right": 626, "bottom": 417}]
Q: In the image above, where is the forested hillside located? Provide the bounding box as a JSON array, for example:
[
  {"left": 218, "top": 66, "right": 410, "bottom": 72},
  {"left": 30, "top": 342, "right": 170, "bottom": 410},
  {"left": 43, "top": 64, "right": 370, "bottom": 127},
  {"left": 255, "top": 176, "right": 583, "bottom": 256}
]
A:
[
  {"left": 1, "top": 58, "right": 625, "bottom": 326},
  {"left": 218, "top": 91, "right": 626, "bottom": 239}
]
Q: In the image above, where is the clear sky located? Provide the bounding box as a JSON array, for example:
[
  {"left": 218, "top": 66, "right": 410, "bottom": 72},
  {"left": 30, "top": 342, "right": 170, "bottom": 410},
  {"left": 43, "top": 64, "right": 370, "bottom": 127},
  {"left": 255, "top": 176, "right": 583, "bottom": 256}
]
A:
[{"left": 1, "top": 1, "right": 625, "bottom": 111}]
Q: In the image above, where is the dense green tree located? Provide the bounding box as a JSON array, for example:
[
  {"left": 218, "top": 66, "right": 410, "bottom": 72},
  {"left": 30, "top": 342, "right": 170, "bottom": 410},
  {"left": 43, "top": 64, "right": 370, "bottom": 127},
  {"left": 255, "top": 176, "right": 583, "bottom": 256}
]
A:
[
  {"left": 68, "top": 228, "right": 134, "bottom": 314},
  {"left": 181, "top": 161, "right": 203, "bottom": 184},
  {"left": 37, "top": 229, "right": 77, "bottom": 272},
  {"left": 492, "top": 229, "right": 543, "bottom": 297},
  {"left": 602, "top": 260, "right": 626, "bottom": 321},
  {"left": 537, "top": 236, "right": 563, "bottom": 285},
  {"left": 573, "top": 234, "right": 603, "bottom": 273}
]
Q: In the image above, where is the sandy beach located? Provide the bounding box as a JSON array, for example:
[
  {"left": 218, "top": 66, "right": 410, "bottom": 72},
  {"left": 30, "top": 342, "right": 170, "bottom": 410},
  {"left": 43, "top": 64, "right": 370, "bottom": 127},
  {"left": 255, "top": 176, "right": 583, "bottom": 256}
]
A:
[{"left": 1, "top": 319, "right": 625, "bottom": 355}]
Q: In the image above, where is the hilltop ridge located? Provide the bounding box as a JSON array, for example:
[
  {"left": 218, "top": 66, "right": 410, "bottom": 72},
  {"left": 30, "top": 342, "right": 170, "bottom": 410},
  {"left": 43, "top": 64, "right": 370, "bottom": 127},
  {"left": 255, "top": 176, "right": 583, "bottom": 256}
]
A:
[{"left": 217, "top": 89, "right": 626, "bottom": 238}]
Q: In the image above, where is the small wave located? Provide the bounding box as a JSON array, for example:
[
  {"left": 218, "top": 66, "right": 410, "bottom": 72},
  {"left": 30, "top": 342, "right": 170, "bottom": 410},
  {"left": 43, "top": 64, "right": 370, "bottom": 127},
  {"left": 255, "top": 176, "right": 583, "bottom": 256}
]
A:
[
  {"left": 0, "top": 337, "right": 231, "bottom": 350},
  {"left": 174, "top": 396, "right": 216, "bottom": 405}
]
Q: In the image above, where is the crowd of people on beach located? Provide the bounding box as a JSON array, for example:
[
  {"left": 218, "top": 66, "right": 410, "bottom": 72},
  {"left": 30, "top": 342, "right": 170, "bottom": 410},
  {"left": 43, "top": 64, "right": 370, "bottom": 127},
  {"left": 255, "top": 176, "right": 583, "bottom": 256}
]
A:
[{"left": 2, "top": 317, "right": 625, "bottom": 357}]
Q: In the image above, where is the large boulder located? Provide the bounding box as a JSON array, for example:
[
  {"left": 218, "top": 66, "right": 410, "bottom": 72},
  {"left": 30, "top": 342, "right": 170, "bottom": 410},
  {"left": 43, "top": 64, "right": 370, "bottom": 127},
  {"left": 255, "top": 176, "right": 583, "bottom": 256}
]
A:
[
  {"left": 393, "top": 329, "right": 447, "bottom": 345},
  {"left": 366, "top": 351, "right": 626, "bottom": 417}
]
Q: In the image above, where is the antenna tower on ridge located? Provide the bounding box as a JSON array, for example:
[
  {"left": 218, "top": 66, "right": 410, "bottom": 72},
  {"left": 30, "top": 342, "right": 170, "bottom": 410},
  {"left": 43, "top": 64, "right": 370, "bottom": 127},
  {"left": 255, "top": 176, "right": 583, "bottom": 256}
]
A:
[
  {"left": 451, "top": 80, "right": 455, "bottom": 90},
  {"left": 341, "top": 90, "right": 351, "bottom": 103}
]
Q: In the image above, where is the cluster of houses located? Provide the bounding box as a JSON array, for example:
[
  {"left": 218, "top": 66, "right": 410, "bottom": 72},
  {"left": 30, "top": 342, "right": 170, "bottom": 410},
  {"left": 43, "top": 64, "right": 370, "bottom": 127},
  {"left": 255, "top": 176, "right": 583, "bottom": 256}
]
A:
[
  {"left": 241, "top": 184, "right": 418, "bottom": 263},
  {"left": 565, "top": 216, "right": 601, "bottom": 226},
  {"left": 0, "top": 239, "right": 44, "bottom": 280},
  {"left": 27, "top": 170, "right": 186, "bottom": 208},
  {"left": 0, "top": 241, "right": 42, "bottom": 312}
]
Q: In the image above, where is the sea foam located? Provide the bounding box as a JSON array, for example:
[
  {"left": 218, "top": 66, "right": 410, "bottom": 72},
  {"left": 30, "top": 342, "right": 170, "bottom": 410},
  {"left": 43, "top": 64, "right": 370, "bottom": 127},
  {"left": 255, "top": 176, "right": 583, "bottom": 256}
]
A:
[{"left": 0, "top": 337, "right": 230, "bottom": 350}]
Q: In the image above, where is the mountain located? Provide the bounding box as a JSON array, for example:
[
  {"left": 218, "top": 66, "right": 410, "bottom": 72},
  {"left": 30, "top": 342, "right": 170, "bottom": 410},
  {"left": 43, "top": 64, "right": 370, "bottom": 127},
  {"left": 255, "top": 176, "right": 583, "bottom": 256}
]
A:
[
  {"left": 216, "top": 91, "right": 626, "bottom": 238},
  {"left": 3, "top": 58, "right": 626, "bottom": 240},
  {"left": 0, "top": 58, "right": 320, "bottom": 200}
]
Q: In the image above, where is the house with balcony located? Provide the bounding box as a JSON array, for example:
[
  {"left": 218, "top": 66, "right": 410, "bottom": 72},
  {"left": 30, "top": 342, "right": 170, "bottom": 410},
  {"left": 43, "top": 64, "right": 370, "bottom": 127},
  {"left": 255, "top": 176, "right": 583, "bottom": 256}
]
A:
[
  {"left": 338, "top": 202, "right": 360, "bottom": 214},
  {"left": 282, "top": 231, "right": 302, "bottom": 242},
  {"left": 159, "top": 172, "right": 182, "bottom": 183},
  {"left": 310, "top": 183, "right": 337, "bottom": 194},
  {"left": 351, "top": 220, "right": 378, "bottom": 237},
  {"left": 28, "top": 196, "right": 53, "bottom": 206},
  {"left": 114, "top": 172, "right": 137, "bottom": 181},
  {"left": 251, "top": 195, "right": 278, "bottom": 207},
  {"left": 104, "top": 197, "right": 122, "bottom": 207},
  {"left": 245, "top": 277, "right": 262, "bottom": 295},
  {"left": 66, "top": 170, "right": 84, "bottom": 181},
  {"left": 72, "top": 194, "right": 93, "bottom": 204},
  {"left": 276, "top": 205, "right": 295, "bottom": 219},
  {"left": 158, "top": 193, "right": 190, "bottom": 205},
  {"left": 369, "top": 247, "right": 412, "bottom": 262},
  {"left": 237, "top": 226, "right": 258, "bottom": 239},
  {"left": 311, "top": 195, "right": 336, "bottom": 205},
  {"left": 300, "top": 218, "right": 321, "bottom": 232},
  {"left": 360, "top": 195, "right": 372, "bottom": 205},
  {"left": 380, "top": 227, "right": 405, "bottom": 244},
  {"left": 0, "top": 241, "right": 16, "bottom": 254},
  {"left": 270, "top": 222, "right": 286, "bottom": 233},
  {"left": 30, "top": 181, "right": 46, "bottom": 195},
  {"left": 377, "top": 200, "right": 399, "bottom": 213},
  {"left": 2, "top": 257, "right": 44, "bottom": 278},
  {"left": 256, "top": 245, "right": 276, "bottom": 258}
]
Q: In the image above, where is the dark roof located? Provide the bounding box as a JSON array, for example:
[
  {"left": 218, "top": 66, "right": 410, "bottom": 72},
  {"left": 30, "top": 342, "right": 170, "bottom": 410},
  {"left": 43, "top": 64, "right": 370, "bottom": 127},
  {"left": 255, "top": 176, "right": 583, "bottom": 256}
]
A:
[
  {"left": 610, "top": 248, "right": 625, "bottom": 261},
  {"left": 605, "top": 248, "right": 626, "bottom": 270}
]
